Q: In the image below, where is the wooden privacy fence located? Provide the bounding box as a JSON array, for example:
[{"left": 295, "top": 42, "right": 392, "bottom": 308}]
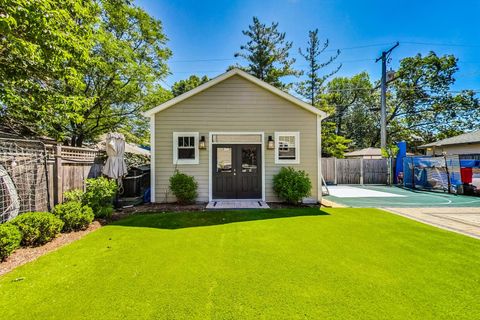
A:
[
  {"left": 45, "top": 145, "right": 104, "bottom": 205},
  {"left": 322, "top": 158, "right": 389, "bottom": 185},
  {"left": 0, "top": 138, "right": 105, "bottom": 219}
]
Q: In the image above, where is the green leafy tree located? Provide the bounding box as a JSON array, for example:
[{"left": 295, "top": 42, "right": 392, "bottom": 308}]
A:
[
  {"left": 322, "top": 53, "right": 480, "bottom": 150},
  {"left": 64, "top": 0, "right": 171, "bottom": 146},
  {"left": 321, "top": 121, "right": 351, "bottom": 158},
  {"left": 296, "top": 29, "right": 341, "bottom": 106},
  {"left": 0, "top": 0, "right": 98, "bottom": 136},
  {"left": 0, "top": 0, "right": 172, "bottom": 146},
  {"left": 320, "top": 72, "right": 377, "bottom": 154},
  {"left": 323, "top": 72, "right": 377, "bottom": 138},
  {"left": 386, "top": 52, "right": 480, "bottom": 144},
  {"left": 234, "top": 17, "right": 299, "bottom": 89},
  {"left": 171, "top": 75, "right": 209, "bottom": 97}
]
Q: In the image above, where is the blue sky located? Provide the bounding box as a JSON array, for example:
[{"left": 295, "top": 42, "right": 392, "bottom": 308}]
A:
[{"left": 137, "top": 0, "right": 480, "bottom": 92}]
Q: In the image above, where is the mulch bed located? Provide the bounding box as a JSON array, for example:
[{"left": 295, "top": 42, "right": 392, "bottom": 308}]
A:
[
  {"left": 111, "top": 203, "right": 208, "bottom": 220},
  {"left": 0, "top": 221, "right": 102, "bottom": 277},
  {"left": 267, "top": 202, "right": 320, "bottom": 209}
]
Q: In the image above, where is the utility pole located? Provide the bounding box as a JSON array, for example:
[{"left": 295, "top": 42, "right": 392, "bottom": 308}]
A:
[{"left": 376, "top": 42, "right": 399, "bottom": 150}]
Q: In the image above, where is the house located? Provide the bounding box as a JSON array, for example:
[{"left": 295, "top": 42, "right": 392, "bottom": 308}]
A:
[
  {"left": 418, "top": 130, "right": 480, "bottom": 157},
  {"left": 344, "top": 147, "right": 383, "bottom": 159},
  {"left": 144, "top": 68, "right": 327, "bottom": 204}
]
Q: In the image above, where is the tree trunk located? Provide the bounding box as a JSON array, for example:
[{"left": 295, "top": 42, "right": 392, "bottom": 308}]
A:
[{"left": 75, "top": 134, "right": 84, "bottom": 147}]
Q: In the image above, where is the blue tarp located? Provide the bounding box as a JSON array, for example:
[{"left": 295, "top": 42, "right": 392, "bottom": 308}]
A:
[
  {"left": 403, "top": 156, "right": 462, "bottom": 192},
  {"left": 460, "top": 159, "right": 480, "bottom": 168},
  {"left": 394, "top": 141, "right": 407, "bottom": 183}
]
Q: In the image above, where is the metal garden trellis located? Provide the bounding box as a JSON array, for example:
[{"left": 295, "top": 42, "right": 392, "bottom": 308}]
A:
[{"left": 0, "top": 138, "right": 51, "bottom": 223}]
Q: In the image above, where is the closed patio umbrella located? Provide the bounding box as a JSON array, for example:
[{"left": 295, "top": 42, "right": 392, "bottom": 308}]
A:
[{"left": 102, "top": 133, "right": 128, "bottom": 179}]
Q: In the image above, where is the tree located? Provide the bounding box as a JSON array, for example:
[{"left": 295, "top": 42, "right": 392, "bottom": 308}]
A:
[
  {"left": 234, "top": 17, "right": 299, "bottom": 89},
  {"left": 321, "top": 121, "right": 351, "bottom": 158},
  {"left": 296, "top": 29, "right": 341, "bottom": 106},
  {"left": 322, "top": 53, "right": 480, "bottom": 150},
  {"left": 0, "top": 0, "right": 98, "bottom": 137},
  {"left": 323, "top": 73, "right": 376, "bottom": 137},
  {"left": 386, "top": 52, "right": 480, "bottom": 145},
  {"left": 294, "top": 29, "right": 346, "bottom": 157},
  {"left": 0, "top": 0, "right": 172, "bottom": 146},
  {"left": 320, "top": 72, "right": 378, "bottom": 153},
  {"left": 171, "top": 75, "right": 209, "bottom": 97}
]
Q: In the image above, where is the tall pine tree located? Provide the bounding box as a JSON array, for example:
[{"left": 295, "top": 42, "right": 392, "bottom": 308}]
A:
[
  {"left": 296, "top": 29, "right": 348, "bottom": 157},
  {"left": 296, "top": 29, "right": 341, "bottom": 106},
  {"left": 234, "top": 17, "right": 299, "bottom": 89}
]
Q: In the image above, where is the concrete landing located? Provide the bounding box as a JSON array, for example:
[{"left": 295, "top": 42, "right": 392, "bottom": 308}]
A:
[{"left": 206, "top": 200, "right": 270, "bottom": 210}]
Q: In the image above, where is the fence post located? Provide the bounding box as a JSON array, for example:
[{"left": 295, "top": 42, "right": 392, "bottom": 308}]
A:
[
  {"left": 443, "top": 154, "right": 452, "bottom": 194},
  {"left": 53, "top": 144, "right": 63, "bottom": 204},
  {"left": 360, "top": 158, "right": 364, "bottom": 185},
  {"left": 334, "top": 157, "right": 337, "bottom": 185}
]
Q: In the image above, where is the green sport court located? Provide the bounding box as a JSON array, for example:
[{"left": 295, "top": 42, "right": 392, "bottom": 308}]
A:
[{"left": 323, "top": 185, "right": 480, "bottom": 208}]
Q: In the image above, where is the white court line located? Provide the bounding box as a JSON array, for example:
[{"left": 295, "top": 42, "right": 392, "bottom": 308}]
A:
[
  {"left": 327, "top": 186, "right": 405, "bottom": 198},
  {"left": 327, "top": 185, "right": 480, "bottom": 207}
]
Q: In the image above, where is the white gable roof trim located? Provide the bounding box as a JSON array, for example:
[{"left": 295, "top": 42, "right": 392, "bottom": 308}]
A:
[{"left": 143, "top": 68, "right": 328, "bottom": 118}]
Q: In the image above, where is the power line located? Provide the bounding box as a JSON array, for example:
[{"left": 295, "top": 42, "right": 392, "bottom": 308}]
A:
[
  {"left": 169, "top": 43, "right": 397, "bottom": 63},
  {"left": 160, "top": 79, "right": 172, "bottom": 89},
  {"left": 402, "top": 41, "right": 480, "bottom": 48},
  {"left": 170, "top": 58, "right": 235, "bottom": 63},
  {"left": 167, "top": 58, "right": 377, "bottom": 75},
  {"left": 324, "top": 87, "right": 480, "bottom": 93}
]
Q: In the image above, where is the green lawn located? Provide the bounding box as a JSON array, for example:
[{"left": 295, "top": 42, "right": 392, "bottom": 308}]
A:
[{"left": 0, "top": 208, "right": 479, "bottom": 319}]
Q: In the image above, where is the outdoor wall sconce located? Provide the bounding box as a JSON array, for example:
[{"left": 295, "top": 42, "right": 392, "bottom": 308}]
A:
[
  {"left": 199, "top": 136, "right": 206, "bottom": 149},
  {"left": 267, "top": 136, "right": 275, "bottom": 149}
]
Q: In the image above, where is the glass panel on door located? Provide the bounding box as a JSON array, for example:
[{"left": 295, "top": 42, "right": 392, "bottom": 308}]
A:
[
  {"left": 241, "top": 146, "right": 258, "bottom": 173},
  {"left": 216, "top": 147, "right": 232, "bottom": 172}
]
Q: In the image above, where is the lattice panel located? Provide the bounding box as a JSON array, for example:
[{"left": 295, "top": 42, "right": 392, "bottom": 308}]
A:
[{"left": 0, "top": 139, "right": 49, "bottom": 222}]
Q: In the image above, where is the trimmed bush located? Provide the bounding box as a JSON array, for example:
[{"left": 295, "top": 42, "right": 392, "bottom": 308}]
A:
[
  {"left": 273, "top": 167, "right": 312, "bottom": 204},
  {"left": 10, "top": 212, "right": 64, "bottom": 246},
  {"left": 84, "top": 177, "right": 117, "bottom": 218},
  {"left": 169, "top": 171, "right": 198, "bottom": 204},
  {"left": 0, "top": 223, "right": 22, "bottom": 261},
  {"left": 53, "top": 201, "right": 94, "bottom": 232},
  {"left": 63, "top": 189, "right": 84, "bottom": 203}
]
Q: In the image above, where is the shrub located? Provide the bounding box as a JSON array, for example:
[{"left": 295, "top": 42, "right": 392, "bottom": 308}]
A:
[
  {"left": 169, "top": 171, "right": 198, "bottom": 204},
  {"left": 63, "top": 189, "right": 84, "bottom": 203},
  {"left": 0, "top": 223, "right": 22, "bottom": 261},
  {"left": 84, "top": 177, "right": 117, "bottom": 218},
  {"left": 53, "top": 201, "right": 94, "bottom": 232},
  {"left": 10, "top": 212, "right": 64, "bottom": 246},
  {"left": 273, "top": 167, "right": 312, "bottom": 204}
]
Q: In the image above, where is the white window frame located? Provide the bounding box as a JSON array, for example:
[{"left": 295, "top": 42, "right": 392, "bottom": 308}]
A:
[
  {"left": 275, "top": 132, "right": 300, "bottom": 164},
  {"left": 173, "top": 132, "right": 199, "bottom": 164}
]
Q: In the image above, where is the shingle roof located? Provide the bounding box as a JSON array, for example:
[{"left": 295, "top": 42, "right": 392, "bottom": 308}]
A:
[
  {"left": 419, "top": 130, "right": 480, "bottom": 148},
  {"left": 344, "top": 147, "right": 382, "bottom": 157}
]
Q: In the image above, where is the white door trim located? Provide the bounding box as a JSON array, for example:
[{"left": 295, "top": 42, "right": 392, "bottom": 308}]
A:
[
  {"left": 150, "top": 116, "right": 156, "bottom": 202},
  {"left": 317, "top": 115, "right": 322, "bottom": 203},
  {"left": 208, "top": 132, "right": 265, "bottom": 202}
]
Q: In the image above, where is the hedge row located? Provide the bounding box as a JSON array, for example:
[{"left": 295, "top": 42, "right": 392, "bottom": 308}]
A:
[{"left": 0, "top": 177, "right": 116, "bottom": 261}]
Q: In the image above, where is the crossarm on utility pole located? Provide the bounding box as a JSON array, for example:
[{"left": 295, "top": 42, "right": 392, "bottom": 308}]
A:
[{"left": 376, "top": 42, "right": 399, "bottom": 150}]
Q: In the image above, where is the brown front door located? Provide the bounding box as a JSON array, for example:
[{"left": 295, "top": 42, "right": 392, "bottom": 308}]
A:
[{"left": 212, "top": 144, "right": 262, "bottom": 199}]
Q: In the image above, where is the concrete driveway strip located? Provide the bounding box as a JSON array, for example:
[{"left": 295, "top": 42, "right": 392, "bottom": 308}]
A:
[{"left": 385, "top": 207, "right": 480, "bottom": 240}]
